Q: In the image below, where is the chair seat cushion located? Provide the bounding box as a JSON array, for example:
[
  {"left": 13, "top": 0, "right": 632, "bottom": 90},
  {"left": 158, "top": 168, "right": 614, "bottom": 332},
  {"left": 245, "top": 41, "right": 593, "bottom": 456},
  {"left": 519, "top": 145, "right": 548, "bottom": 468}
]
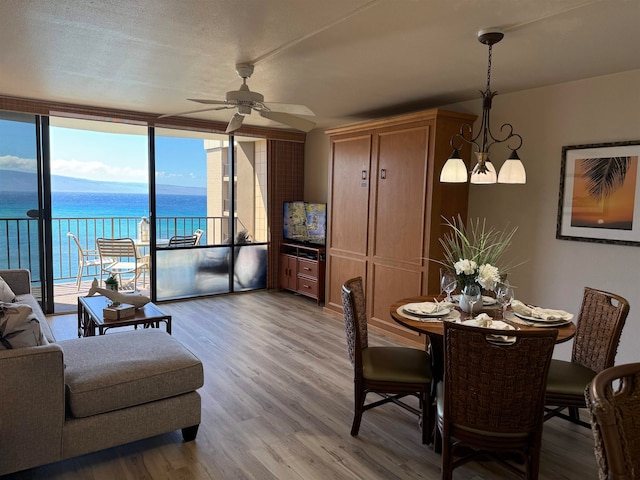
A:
[
  {"left": 59, "top": 330, "right": 203, "bottom": 418},
  {"left": 546, "top": 358, "right": 597, "bottom": 398},
  {"left": 362, "top": 346, "right": 431, "bottom": 384}
]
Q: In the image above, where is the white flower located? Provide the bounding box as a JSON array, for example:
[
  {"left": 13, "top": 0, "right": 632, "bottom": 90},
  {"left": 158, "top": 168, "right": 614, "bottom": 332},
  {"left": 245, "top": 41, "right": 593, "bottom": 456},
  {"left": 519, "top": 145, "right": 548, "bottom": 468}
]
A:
[
  {"left": 477, "top": 264, "right": 500, "bottom": 291},
  {"left": 454, "top": 259, "right": 477, "bottom": 276}
]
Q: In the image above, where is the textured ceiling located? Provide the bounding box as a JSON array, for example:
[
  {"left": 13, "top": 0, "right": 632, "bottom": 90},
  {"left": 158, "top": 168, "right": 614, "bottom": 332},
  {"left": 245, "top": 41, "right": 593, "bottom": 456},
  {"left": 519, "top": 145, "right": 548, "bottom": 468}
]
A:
[{"left": 0, "top": 0, "right": 638, "bottom": 131}]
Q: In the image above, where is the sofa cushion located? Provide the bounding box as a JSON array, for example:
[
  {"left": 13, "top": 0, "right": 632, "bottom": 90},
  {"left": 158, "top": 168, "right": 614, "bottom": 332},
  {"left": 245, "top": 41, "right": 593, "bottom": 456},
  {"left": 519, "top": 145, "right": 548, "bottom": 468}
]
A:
[
  {"left": 0, "top": 302, "right": 45, "bottom": 349},
  {"left": 14, "top": 294, "right": 55, "bottom": 344},
  {"left": 59, "top": 329, "right": 203, "bottom": 418},
  {"left": 0, "top": 276, "right": 16, "bottom": 302}
]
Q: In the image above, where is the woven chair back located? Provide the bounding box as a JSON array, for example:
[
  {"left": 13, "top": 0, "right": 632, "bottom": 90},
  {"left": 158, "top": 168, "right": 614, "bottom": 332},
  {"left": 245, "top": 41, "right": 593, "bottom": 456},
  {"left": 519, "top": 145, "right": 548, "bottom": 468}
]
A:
[
  {"left": 587, "top": 362, "right": 640, "bottom": 480},
  {"left": 341, "top": 277, "right": 368, "bottom": 369},
  {"left": 572, "top": 287, "right": 630, "bottom": 373},
  {"left": 443, "top": 322, "right": 557, "bottom": 434}
]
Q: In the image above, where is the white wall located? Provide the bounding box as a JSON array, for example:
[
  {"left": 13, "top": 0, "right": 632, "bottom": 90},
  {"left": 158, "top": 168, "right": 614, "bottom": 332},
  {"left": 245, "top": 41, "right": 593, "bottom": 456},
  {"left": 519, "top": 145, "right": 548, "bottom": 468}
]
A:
[{"left": 305, "top": 69, "right": 640, "bottom": 363}]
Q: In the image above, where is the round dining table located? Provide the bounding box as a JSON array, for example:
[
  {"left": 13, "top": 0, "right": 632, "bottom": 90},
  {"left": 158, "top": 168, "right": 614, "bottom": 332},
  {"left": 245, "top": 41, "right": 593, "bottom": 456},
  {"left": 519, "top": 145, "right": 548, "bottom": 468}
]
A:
[{"left": 390, "top": 295, "right": 577, "bottom": 385}]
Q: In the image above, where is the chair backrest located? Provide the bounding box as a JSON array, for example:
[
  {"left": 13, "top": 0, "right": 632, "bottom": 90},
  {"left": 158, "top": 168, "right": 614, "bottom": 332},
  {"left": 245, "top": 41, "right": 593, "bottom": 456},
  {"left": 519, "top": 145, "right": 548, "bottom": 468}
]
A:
[
  {"left": 67, "top": 232, "right": 85, "bottom": 255},
  {"left": 587, "top": 362, "right": 640, "bottom": 480},
  {"left": 572, "top": 287, "right": 630, "bottom": 373},
  {"left": 96, "top": 238, "right": 137, "bottom": 260},
  {"left": 168, "top": 235, "right": 198, "bottom": 247},
  {"left": 443, "top": 322, "right": 557, "bottom": 436},
  {"left": 341, "top": 277, "right": 368, "bottom": 370},
  {"left": 193, "top": 229, "right": 204, "bottom": 245}
]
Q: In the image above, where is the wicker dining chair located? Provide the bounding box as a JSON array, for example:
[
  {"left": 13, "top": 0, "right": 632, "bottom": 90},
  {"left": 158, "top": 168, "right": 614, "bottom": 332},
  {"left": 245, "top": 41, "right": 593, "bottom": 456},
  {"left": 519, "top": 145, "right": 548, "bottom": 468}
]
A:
[
  {"left": 545, "top": 287, "right": 630, "bottom": 427},
  {"left": 437, "top": 321, "right": 557, "bottom": 480},
  {"left": 586, "top": 362, "right": 640, "bottom": 480},
  {"left": 341, "top": 277, "right": 432, "bottom": 444}
]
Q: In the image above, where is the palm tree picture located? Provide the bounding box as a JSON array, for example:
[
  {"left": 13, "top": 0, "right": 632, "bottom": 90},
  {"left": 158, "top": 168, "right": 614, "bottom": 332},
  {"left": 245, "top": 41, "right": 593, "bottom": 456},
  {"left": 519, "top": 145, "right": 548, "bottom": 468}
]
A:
[{"left": 570, "top": 155, "right": 637, "bottom": 229}]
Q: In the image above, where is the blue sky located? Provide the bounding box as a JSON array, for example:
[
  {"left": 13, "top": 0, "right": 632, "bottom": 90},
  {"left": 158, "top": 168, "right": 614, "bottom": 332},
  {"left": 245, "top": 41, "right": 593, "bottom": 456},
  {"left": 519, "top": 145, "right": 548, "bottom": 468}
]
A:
[{"left": 0, "top": 119, "right": 209, "bottom": 188}]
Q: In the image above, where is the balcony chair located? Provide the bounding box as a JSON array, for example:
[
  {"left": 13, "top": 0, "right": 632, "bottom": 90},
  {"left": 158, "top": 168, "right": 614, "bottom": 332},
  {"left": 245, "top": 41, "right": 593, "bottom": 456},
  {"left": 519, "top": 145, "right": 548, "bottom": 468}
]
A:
[
  {"left": 96, "top": 237, "right": 147, "bottom": 291},
  {"left": 545, "top": 287, "right": 630, "bottom": 428},
  {"left": 437, "top": 321, "right": 557, "bottom": 480},
  {"left": 193, "top": 229, "right": 204, "bottom": 245},
  {"left": 586, "top": 362, "right": 640, "bottom": 480},
  {"left": 67, "top": 232, "right": 113, "bottom": 291},
  {"left": 168, "top": 234, "right": 198, "bottom": 247},
  {"left": 341, "top": 276, "right": 432, "bottom": 444}
]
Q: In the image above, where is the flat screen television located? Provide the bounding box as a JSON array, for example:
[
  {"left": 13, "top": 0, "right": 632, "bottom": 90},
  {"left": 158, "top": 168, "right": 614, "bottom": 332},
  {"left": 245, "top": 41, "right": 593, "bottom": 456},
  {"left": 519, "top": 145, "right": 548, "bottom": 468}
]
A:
[{"left": 283, "top": 201, "right": 327, "bottom": 246}]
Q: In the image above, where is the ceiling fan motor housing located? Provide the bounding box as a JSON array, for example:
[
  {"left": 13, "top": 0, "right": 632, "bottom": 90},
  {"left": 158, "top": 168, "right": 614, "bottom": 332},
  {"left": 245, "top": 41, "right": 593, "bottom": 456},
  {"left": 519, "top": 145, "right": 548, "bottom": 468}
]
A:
[{"left": 226, "top": 87, "right": 264, "bottom": 106}]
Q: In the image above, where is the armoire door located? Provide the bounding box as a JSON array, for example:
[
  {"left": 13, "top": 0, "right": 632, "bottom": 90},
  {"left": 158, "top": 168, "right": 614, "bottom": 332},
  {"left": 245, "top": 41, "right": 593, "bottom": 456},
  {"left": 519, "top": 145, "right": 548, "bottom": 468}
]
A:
[
  {"left": 325, "top": 134, "right": 372, "bottom": 312},
  {"left": 368, "top": 124, "right": 431, "bottom": 341}
]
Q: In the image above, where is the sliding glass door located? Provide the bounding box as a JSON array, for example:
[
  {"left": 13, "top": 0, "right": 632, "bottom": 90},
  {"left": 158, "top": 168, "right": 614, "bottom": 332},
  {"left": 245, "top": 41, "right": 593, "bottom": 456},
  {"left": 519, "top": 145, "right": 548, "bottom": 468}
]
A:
[
  {"left": 0, "top": 112, "right": 45, "bottom": 303},
  {"left": 153, "top": 129, "right": 268, "bottom": 301}
]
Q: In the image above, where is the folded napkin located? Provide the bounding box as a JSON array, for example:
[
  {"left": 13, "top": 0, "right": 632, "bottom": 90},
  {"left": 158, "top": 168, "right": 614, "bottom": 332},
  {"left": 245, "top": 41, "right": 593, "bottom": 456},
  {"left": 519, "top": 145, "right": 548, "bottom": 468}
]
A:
[
  {"left": 472, "top": 313, "right": 492, "bottom": 327},
  {"left": 511, "top": 300, "right": 573, "bottom": 321},
  {"left": 404, "top": 301, "right": 454, "bottom": 315}
]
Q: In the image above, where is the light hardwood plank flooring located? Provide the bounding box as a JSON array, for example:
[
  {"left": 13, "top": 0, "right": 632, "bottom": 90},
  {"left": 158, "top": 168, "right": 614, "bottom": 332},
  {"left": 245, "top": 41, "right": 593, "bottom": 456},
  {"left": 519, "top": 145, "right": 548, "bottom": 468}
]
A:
[{"left": 8, "top": 290, "right": 598, "bottom": 479}]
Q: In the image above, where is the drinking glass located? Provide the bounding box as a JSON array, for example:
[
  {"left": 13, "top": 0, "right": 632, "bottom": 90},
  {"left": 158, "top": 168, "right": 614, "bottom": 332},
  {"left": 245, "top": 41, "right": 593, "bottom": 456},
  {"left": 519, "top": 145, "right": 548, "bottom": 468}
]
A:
[
  {"left": 496, "top": 283, "right": 515, "bottom": 319},
  {"left": 440, "top": 271, "right": 457, "bottom": 303},
  {"left": 463, "top": 284, "right": 481, "bottom": 319}
]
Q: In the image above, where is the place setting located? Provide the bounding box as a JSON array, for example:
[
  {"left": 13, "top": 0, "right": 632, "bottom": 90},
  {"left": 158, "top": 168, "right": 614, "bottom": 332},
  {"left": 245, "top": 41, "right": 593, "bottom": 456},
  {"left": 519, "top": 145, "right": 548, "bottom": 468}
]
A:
[
  {"left": 397, "top": 299, "right": 461, "bottom": 323},
  {"left": 461, "top": 313, "right": 518, "bottom": 344},
  {"left": 505, "top": 299, "right": 574, "bottom": 327}
]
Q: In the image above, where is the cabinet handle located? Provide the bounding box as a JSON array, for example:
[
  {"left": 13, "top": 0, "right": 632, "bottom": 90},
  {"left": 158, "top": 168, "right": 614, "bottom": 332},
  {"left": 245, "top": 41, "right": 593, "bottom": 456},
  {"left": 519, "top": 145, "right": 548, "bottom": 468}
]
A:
[
  {"left": 303, "top": 267, "right": 311, "bottom": 271},
  {"left": 380, "top": 168, "right": 386, "bottom": 179},
  {"left": 302, "top": 284, "right": 311, "bottom": 289},
  {"left": 361, "top": 170, "right": 367, "bottom": 180}
]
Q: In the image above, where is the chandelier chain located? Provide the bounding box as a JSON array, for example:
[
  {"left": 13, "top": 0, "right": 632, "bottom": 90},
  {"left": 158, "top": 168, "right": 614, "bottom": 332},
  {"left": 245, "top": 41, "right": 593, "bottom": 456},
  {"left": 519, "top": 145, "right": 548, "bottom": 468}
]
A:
[{"left": 486, "top": 44, "right": 493, "bottom": 93}]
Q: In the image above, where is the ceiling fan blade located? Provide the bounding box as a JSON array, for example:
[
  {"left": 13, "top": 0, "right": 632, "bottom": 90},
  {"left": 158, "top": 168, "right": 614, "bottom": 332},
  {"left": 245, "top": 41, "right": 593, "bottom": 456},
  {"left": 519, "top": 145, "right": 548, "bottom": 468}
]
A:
[
  {"left": 260, "top": 111, "right": 316, "bottom": 132},
  {"left": 188, "top": 98, "right": 230, "bottom": 106},
  {"left": 158, "top": 105, "right": 234, "bottom": 119},
  {"left": 226, "top": 112, "right": 245, "bottom": 133},
  {"left": 263, "top": 102, "right": 315, "bottom": 116}
]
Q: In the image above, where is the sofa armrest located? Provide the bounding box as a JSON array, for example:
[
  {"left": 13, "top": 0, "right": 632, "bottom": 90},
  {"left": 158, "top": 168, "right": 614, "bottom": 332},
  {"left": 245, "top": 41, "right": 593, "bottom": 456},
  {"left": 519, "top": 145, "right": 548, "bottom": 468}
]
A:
[
  {"left": 0, "top": 269, "right": 32, "bottom": 295},
  {"left": 0, "top": 344, "right": 65, "bottom": 475}
]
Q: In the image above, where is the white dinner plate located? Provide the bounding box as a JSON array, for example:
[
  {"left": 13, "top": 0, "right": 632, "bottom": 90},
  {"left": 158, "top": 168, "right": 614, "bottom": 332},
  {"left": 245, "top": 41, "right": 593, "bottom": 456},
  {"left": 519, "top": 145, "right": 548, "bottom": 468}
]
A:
[
  {"left": 513, "top": 312, "right": 573, "bottom": 326},
  {"left": 403, "top": 302, "right": 450, "bottom": 317}
]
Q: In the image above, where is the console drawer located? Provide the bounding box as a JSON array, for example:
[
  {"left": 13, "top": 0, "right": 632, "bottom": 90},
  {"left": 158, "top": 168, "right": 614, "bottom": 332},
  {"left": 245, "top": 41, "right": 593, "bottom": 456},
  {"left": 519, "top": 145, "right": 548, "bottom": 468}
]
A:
[
  {"left": 297, "top": 259, "right": 318, "bottom": 278},
  {"left": 297, "top": 276, "right": 319, "bottom": 297}
]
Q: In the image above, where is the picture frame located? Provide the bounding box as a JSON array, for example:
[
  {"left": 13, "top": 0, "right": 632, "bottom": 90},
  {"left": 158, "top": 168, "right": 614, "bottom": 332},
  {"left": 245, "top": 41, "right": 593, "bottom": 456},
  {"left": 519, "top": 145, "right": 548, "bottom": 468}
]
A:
[{"left": 557, "top": 140, "right": 640, "bottom": 246}]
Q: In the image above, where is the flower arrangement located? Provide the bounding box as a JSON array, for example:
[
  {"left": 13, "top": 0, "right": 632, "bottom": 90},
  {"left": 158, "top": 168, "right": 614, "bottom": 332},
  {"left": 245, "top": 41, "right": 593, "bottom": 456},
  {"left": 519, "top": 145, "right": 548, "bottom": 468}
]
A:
[{"left": 438, "top": 216, "right": 517, "bottom": 292}]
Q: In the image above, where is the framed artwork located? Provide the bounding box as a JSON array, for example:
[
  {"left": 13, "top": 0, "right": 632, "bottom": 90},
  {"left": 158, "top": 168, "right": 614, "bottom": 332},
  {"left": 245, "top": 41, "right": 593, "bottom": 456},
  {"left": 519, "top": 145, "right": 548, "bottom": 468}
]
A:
[{"left": 557, "top": 141, "right": 640, "bottom": 246}]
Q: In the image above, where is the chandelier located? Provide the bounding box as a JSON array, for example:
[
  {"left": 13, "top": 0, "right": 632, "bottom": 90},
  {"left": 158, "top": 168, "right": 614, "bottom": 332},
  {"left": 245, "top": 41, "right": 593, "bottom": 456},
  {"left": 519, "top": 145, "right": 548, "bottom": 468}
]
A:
[{"left": 440, "top": 28, "right": 526, "bottom": 184}]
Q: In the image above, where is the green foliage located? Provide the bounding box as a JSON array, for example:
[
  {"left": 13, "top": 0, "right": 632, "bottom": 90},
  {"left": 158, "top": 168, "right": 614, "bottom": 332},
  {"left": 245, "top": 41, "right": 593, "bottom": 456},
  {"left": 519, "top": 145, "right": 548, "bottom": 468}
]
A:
[{"left": 438, "top": 215, "right": 517, "bottom": 273}]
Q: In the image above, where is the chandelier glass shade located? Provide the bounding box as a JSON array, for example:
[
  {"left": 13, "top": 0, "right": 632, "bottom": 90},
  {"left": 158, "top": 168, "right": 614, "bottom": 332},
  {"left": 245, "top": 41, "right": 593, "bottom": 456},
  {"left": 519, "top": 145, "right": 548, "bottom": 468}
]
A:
[{"left": 440, "top": 29, "right": 526, "bottom": 185}]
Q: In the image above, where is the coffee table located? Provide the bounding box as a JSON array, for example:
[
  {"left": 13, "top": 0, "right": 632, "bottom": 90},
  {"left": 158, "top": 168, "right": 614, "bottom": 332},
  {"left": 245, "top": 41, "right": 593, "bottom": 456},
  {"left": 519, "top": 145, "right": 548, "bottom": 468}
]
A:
[{"left": 77, "top": 295, "right": 172, "bottom": 337}]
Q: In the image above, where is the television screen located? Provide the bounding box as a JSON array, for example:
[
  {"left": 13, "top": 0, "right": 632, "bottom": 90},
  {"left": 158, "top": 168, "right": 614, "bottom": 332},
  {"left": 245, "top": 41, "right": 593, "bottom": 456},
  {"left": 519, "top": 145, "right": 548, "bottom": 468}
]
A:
[
  {"left": 304, "top": 203, "right": 327, "bottom": 246},
  {"left": 283, "top": 201, "right": 327, "bottom": 246},
  {"left": 283, "top": 201, "right": 308, "bottom": 242}
]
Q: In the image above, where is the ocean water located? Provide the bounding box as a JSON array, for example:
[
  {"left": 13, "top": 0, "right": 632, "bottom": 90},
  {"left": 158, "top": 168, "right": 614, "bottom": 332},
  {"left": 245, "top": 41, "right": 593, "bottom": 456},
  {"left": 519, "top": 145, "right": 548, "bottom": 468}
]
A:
[
  {"left": 1, "top": 191, "right": 207, "bottom": 279},
  {"left": 0, "top": 191, "right": 206, "bottom": 219}
]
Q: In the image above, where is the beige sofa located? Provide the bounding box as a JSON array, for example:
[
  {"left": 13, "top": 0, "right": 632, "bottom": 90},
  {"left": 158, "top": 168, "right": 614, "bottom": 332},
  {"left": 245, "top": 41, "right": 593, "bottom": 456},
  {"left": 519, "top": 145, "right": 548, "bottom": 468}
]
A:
[{"left": 0, "top": 269, "right": 204, "bottom": 476}]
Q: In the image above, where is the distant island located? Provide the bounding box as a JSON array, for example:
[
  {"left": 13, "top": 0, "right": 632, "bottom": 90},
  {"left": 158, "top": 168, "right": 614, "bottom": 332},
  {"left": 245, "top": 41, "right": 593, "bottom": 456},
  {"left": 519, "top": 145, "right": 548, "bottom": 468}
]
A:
[{"left": 0, "top": 169, "right": 206, "bottom": 196}]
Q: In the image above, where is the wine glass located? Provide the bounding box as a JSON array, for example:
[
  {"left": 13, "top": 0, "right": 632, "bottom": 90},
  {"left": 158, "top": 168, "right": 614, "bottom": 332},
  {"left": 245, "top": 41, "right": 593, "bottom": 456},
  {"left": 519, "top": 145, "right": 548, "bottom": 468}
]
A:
[
  {"left": 496, "top": 283, "right": 515, "bottom": 319},
  {"left": 440, "top": 270, "right": 457, "bottom": 303},
  {"left": 463, "top": 284, "right": 481, "bottom": 319}
]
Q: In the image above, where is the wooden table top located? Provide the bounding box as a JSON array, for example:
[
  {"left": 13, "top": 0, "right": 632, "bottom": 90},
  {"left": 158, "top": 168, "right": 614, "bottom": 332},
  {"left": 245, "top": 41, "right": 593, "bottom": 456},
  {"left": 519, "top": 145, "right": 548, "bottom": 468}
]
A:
[{"left": 390, "top": 296, "right": 576, "bottom": 344}]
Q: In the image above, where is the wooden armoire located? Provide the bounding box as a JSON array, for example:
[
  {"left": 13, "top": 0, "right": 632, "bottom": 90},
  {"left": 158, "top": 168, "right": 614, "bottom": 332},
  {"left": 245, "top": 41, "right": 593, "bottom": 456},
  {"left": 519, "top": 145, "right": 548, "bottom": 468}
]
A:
[{"left": 324, "top": 109, "right": 476, "bottom": 348}]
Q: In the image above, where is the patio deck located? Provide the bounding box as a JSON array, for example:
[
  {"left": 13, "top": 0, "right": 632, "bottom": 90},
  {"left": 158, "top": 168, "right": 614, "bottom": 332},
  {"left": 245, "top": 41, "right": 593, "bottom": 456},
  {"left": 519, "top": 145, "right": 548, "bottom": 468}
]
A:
[{"left": 52, "top": 278, "right": 151, "bottom": 314}]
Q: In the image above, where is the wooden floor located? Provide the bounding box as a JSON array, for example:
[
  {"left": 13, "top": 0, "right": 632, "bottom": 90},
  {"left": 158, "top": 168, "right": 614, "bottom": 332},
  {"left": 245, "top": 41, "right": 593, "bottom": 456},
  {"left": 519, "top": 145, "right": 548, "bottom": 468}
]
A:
[{"left": 7, "top": 290, "right": 598, "bottom": 479}]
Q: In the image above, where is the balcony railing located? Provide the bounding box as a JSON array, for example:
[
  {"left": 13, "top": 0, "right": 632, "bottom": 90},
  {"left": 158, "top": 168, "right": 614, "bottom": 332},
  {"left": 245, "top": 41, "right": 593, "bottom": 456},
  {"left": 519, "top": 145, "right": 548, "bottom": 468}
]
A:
[{"left": 0, "top": 215, "right": 247, "bottom": 284}]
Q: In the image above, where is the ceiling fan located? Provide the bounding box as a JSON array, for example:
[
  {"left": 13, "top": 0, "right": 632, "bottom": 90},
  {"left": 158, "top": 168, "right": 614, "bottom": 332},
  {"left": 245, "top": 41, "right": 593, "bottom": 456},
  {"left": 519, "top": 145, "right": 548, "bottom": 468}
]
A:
[{"left": 159, "top": 63, "right": 316, "bottom": 133}]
